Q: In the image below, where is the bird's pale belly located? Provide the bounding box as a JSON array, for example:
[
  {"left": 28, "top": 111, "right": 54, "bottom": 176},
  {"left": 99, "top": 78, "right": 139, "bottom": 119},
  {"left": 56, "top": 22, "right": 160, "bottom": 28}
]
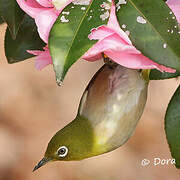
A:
[
  {"left": 92, "top": 83, "right": 148, "bottom": 154},
  {"left": 79, "top": 65, "right": 148, "bottom": 157}
]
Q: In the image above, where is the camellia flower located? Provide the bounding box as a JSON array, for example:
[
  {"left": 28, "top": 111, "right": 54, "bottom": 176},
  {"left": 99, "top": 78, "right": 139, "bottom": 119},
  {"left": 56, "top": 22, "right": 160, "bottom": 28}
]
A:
[
  {"left": 16, "top": 0, "right": 73, "bottom": 43},
  {"left": 17, "top": 0, "right": 180, "bottom": 72},
  {"left": 82, "top": 2, "right": 175, "bottom": 72}
]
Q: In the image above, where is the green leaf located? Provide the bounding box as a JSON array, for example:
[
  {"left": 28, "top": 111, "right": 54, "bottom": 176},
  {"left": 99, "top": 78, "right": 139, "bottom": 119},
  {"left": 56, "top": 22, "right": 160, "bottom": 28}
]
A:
[
  {"left": 0, "top": 0, "right": 25, "bottom": 39},
  {"left": 49, "top": 0, "right": 111, "bottom": 85},
  {"left": 150, "top": 69, "right": 180, "bottom": 80},
  {"left": 116, "top": 0, "right": 180, "bottom": 71},
  {"left": 5, "top": 15, "right": 46, "bottom": 63},
  {"left": 165, "top": 85, "right": 180, "bottom": 168}
]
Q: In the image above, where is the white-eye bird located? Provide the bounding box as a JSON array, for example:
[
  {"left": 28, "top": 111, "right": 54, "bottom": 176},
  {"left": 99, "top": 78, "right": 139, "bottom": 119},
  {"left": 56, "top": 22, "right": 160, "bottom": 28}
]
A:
[{"left": 33, "top": 64, "right": 149, "bottom": 171}]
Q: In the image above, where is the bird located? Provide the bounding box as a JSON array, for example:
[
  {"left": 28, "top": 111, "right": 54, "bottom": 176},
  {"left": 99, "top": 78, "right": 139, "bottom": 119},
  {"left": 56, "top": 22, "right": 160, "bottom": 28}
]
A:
[{"left": 33, "top": 63, "right": 149, "bottom": 171}]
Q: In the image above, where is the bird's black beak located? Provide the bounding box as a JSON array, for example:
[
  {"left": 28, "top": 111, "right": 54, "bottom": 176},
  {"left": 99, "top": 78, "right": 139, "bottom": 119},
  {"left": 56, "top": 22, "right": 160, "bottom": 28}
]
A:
[{"left": 33, "top": 157, "right": 52, "bottom": 172}]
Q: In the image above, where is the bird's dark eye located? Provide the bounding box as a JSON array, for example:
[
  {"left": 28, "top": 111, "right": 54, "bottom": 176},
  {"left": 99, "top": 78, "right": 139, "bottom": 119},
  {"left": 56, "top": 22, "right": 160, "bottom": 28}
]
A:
[{"left": 57, "top": 146, "right": 68, "bottom": 157}]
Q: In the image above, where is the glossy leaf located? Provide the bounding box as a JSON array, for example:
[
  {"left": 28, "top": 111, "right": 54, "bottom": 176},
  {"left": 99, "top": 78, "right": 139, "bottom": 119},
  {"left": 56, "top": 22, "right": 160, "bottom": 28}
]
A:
[
  {"left": 150, "top": 69, "right": 180, "bottom": 80},
  {"left": 165, "top": 85, "right": 180, "bottom": 168},
  {"left": 5, "top": 15, "right": 45, "bottom": 63},
  {"left": 0, "top": 0, "right": 25, "bottom": 39},
  {"left": 49, "top": 0, "right": 111, "bottom": 85},
  {"left": 116, "top": 0, "right": 180, "bottom": 71}
]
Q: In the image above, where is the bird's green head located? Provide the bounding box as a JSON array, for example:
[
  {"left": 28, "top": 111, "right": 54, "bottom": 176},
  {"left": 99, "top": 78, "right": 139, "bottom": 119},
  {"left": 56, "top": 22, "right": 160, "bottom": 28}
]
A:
[{"left": 33, "top": 116, "right": 94, "bottom": 171}]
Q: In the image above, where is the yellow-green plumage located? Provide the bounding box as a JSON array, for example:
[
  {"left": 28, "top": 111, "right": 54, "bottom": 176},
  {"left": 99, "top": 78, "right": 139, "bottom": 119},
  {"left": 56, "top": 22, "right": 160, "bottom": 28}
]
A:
[{"left": 33, "top": 64, "right": 148, "bottom": 171}]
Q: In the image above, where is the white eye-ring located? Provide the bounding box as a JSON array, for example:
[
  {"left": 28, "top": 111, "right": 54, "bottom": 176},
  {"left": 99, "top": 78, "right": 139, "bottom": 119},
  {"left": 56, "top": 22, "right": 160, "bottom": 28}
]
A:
[{"left": 57, "top": 146, "right": 68, "bottom": 157}]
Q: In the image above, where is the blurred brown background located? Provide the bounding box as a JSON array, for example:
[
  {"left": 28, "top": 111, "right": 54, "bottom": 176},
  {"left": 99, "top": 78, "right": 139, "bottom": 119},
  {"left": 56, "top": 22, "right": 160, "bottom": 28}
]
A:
[{"left": 0, "top": 23, "right": 180, "bottom": 180}]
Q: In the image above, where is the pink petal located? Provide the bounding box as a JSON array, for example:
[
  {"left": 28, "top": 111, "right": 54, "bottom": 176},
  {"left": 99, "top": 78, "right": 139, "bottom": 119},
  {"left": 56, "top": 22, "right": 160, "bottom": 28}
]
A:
[
  {"left": 17, "top": 0, "right": 74, "bottom": 43},
  {"left": 84, "top": 35, "right": 175, "bottom": 73},
  {"left": 35, "top": 0, "right": 53, "bottom": 7},
  {"left": 35, "top": 0, "right": 74, "bottom": 42},
  {"left": 16, "top": 0, "right": 48, "bottom": 18},
  {"left": 85, "top": 32, "right": 176, "bottom": 73},
  {"left": 84, "top": 33, "right": 139, "bottom": 60},
  {"left": 107, "top": 0, "right": 132, "bottom": 44},
  {"left": 88, "top": 26, "right": 130, "bottom": 46},
  {"left": 25, "top": 0, "right": 43, "bottom": 7},
  {"left": 27, "top": 50, "right": 43, "bottom": 56},
  {"left": 88, "top": 26, "right": 116, "bottom": 41},
  {"left": 105, "top": 50, "right": 176, "bottom": 73},
  {"left": 167, "top": 0, "right": 180, "bottom": 23},
  {"left": 27, "top": 48, "right": 53, "bottom": 70},
  {"left": 83, "top": 54, "right": 103, "bottom": 62},
  {"left": 88, "top": 1, "right": 130, "bottom": 44},
  {"left": 35, "top": 9, "right": 58, "bottom": 43},
  {"left": 85, "top": 1, "right": 135, "bottom": 61}
]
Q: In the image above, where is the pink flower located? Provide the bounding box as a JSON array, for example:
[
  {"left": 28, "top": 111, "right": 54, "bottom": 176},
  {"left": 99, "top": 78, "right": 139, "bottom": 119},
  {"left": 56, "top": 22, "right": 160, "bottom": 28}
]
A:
[
  {"left": 82, "top": 1, "right": 175, "bottom": 72},
  {"left": 16, "top": 0, "right": 72, "bottom": 43},
  {"left": 18, "top": 0, "right": 179, "bottom": 73}
]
